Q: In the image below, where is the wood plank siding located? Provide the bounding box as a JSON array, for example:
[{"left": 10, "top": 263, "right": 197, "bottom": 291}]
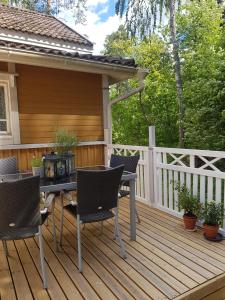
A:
[
  {"left": 0, "top": 62, "right": 7, "bottom": 71},
  {"left": 0, "top": 145, "right": 104, "bottom": 171},
  {"left": 16, "top": 64, "right": 104, "bottom": 144},
  {"left": 1, "top": 198, "right": 225, "bottom": 300}
]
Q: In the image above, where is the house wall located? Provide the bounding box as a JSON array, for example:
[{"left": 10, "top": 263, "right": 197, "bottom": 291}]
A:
[
  {"left": 16, "top": 64, "right": 104, "bottom": 144},
  {"left": 0, "top": 145, "right": 105, "bottom": 171},
  {"left": 0, "top": 63, "right": 105, "bottom": 169},
  {"left": 0, "top": 62, "right": 8, "bottom": 71}
]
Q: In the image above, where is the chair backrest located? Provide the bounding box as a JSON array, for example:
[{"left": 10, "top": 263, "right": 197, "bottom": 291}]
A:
[
  {"left": 0, "top": 156, "right": 17, "bottom": 175},
  {"left": 76, "top": 165, "right": 124, "bottom": 216},
  {"left": 0, "top": 176, "right": 41, "bottom": 231},
  {"left": 110, "top": 154, "right": 140, "bottom": 173}
]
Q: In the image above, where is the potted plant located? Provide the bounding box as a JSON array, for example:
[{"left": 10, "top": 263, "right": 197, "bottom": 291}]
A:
[
  {"left": 53, "top": 128, "right": 78, "bottom": 155},
  {"left": 31, "top": 157, "right": 44, "bottom": 178},
  {"left": 176, "top": 183, "right": 203, "bottom": 230},
  {"left": 202, "top": 200, "right": 223, "bottom": 239},
  {"left": 43, "top": 129, "right": 78, "bottom": 180}
]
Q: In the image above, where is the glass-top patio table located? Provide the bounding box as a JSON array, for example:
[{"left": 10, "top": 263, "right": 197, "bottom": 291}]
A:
[{"left": 0, "top": 166, "right": 137, "bottom": 241}]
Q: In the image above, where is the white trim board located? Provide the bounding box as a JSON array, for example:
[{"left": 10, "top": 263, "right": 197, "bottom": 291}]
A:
[{"left": 0, "top": 141, "right": 106, "bottom": 150}]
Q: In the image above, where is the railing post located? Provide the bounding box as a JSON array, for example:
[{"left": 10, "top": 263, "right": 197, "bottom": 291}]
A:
[{"left": 149, "top": 126, "right": 156, "bottom": 206}]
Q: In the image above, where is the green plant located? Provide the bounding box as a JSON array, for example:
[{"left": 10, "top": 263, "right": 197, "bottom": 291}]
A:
[
  {"left": 176, "top": 183, "right": 202, "bottom": 217},
  {"left": 53, "top": 129, "right": 78, "bottom": 154},
  {"left": 202, "top": 201, "right": 223, "bottom": 226},
  {"left": 31, "top": 157, "right": 43, "bottom": 168}
]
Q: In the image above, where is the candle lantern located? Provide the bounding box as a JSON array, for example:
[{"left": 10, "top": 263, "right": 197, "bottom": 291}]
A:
[{"left": 43, "top": 153, "right": 74, "bottom": 181}]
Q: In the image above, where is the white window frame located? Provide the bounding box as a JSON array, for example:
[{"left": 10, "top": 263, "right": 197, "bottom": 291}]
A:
[
  {"left": 0, "top": 82, "right": 11, "bottom": 135},
  {"left": 0, "top": 72, "right": 20, "bottom": 145}
]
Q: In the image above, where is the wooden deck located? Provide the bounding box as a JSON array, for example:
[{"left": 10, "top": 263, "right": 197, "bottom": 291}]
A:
[{"left": 1, "top": 198, "right": 225, "bottom": 300}]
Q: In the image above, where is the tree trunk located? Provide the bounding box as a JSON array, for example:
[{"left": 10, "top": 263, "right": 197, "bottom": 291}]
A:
[{"left": 169, "top": 0, "right": 185, "bottom": 147}]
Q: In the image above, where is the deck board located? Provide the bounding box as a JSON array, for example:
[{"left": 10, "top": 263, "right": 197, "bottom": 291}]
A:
[{"left": 1, "top": 198, "right": 225, "bottom": 300}]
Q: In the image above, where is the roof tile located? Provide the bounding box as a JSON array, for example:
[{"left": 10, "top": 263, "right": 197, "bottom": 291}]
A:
[
  {"left": 0, "top": 4, "right": 93, "bottom": 47},
  {"left": 0, "top": 39, "right": 136, "bottom": 67}
]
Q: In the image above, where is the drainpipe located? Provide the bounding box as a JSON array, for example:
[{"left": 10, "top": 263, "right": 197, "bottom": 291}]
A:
[{"left": 107, "top": 68, "right": 149, "bottom": 144}]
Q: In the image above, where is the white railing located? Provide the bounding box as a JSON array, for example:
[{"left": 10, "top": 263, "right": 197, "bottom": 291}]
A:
[
  {"left": 108, "top": 140, "right": 225, "bottom": 231},
  {"left": 107, "top": 144, "right": 150, "bottom": 203},
  {"left": 153, "top": 147, "right": 225, "bottom": 228}
]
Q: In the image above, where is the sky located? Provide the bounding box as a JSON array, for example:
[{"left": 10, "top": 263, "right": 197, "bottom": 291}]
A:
[{"left": 59, "top": 0, "right": 123, "bottom": 54}]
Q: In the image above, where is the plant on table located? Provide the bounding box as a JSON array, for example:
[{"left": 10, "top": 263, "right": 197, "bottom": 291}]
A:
[
  {"left": 53, "top": 128, "right": 78, "bottom": 155},
  {"left": 202, "top": 200, "right": 223, "bottom": 239},
  {"left": 176, "top": 183, "right": 203, "bottom": 230}
]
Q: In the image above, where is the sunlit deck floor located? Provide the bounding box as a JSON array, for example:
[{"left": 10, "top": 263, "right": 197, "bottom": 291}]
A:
[{"left": 1, "top": 198, "right": 225, "bottom": 300}]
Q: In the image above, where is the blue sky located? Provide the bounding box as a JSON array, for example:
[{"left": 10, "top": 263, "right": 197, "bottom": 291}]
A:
[{"left": 60, "top": 0, "right": 122, "bottom": 54}]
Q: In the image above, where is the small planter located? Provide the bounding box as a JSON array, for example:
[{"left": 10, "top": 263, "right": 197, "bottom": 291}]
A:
[
  {"left": 204, "top": 224, "right": 219, "bottom": 239},
  {"left": 32, "top": 166, "right": 44, "bottom": 178},
  {"left": 183, "top": 215, "right": 197, "bottom": 230}
]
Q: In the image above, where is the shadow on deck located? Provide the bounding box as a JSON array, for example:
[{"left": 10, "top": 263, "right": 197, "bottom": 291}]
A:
[{"left": 1, "top": 198, "right": 225, "bottom": 300}]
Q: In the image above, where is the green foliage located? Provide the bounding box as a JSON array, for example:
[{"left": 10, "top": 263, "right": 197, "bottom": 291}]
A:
[
  {"left": 53, "top": 129, "right": 78, "bottom": 154},
  {"left": 31, "top": 157, "right": 43, "bottom": 167},
  {"left": 202, "top": 200, "right": 224, "bottom": 226},
  {"left": 105, "top": 0, "right": 225, "bottom": 150},
  {"left": 177, "top": 0, "right": 225, "bottom": 150},
  {"left": 176, "top": 183, "right": 203, "bottom": 217}
]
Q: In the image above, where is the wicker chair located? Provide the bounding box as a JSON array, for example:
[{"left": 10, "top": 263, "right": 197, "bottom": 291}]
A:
[
  {"left": 0, "top": 176, "right": 49, "bottom": 288},
  {"left": 110, "top": 154, "right": 141, "bottom": 223},
  {"left": 0, "top": 156, "right": 18, "bottom": 175},
  {"left": 59, "top": 165, "right": 126, "bottom": 272}
]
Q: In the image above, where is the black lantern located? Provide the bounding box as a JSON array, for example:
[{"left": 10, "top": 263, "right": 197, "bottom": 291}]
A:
[{"left": 43, "top": 153, "right": 74, "bottom": 181}]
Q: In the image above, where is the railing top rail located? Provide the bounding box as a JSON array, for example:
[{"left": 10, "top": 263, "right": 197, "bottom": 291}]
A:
[
  {"left": 154, "top": 147, "right": 225, "bottom": 158},
  {"left": 108, "top": 144, "right": 149, "bottom": 151}
]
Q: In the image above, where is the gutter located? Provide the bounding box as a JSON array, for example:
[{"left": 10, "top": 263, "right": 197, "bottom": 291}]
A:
[{"left": 107, "top": 68, "right": 149, "bottom": 144}]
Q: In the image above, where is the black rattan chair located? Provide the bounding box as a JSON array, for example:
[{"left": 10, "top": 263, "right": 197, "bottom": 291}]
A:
[
  {"left": 110, "top": 154, "right": 141, "bottom": 223},
  {"left": 0, "top": 156, "right": 18, "bottom": 175},
  {"left": 59, "top": 165, "right": 126, "bottom": 272},
  {"left": 0, "top": 176, "right": 49, "bottom": 288}
]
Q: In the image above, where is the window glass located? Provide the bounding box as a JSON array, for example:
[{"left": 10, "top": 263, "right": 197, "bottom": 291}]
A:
[
  {"left": 0, "top": 121, "right": 6, "bottom": 131},
  {"left": 0, "top": 86, "right": 7, "bottom": 133}
]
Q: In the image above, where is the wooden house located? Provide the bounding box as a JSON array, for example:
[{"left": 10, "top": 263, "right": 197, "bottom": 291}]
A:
[{"left": 0, "top": 4, "right": 140, "bottom": 170}]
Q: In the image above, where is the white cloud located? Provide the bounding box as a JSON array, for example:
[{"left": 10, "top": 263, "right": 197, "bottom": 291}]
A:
[
  {"left": 62, "top": 9, "right": 122, "bottom": 54},
  {"left": 86, "top": 0, "right": 108, "bottom": 6},
  {"left": 59, "top": 1, "right": 123, "bottom": 54}
]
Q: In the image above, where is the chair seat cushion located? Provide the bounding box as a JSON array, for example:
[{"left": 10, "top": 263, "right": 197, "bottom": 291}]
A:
[
  {"left": 64, "top": 204, "right": 114, "bottom": 223},
  {"left": 0, "top": 212, "right": 49, "bottom": 240},
  {"left": 0, "top": 226, "right": 39, "bottom": 240}
]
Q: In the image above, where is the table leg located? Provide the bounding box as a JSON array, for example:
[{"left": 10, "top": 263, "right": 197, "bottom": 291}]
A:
[
  {"left": 51, "top": 198, "right": 58, "bottom": 251},
  {"left": 129, "top": 178, "right": 136, "bottom": 241}
]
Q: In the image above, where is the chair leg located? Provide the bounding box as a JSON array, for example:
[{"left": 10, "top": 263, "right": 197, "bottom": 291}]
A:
[
  {"left": 38, "top": 226, "right": 48, "bottom": 289},
  {"left": 51, "top": 198, "right": 58, "bottom": 251},
  {"left": 136, "top": 209, "right": 141, "bottom": 224},
  {"left": 77, "top": 215, "right": 82, "bottom": 272},
  {"left": 2, "top": 240, "right": 8, "bottom": 256},
  {"left": 59, "top": 193, "right": 64, "bottom": 246},
  {"left": 114, "top": 208, "right": 126, "bottom": 259}
]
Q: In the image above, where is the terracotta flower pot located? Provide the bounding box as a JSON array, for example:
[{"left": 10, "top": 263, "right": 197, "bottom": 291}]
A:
[
  {"left": 204, "top": 224, "right": 219, "bottom": 238},
  {"left": 183, "top": 215, "right": 197, "bottom": 230}
]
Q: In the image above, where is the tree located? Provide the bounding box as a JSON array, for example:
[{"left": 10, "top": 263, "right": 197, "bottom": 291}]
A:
[
  {"left": 115, "top": 0, "right": 185, "bottom": 147},
  {"left": 104, "top": 29, "right": 178, "bottom": 146},
  {"left": 7, "top": 0, "right": 87, "bottom": 23},
  {"left": 177, "top": 0, "right": 225, "bottom": 150}
]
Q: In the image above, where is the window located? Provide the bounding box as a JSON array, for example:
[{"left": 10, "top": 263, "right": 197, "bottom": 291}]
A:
[
  {"left": 0, "top": 85, "right": 9, "bottom": 134},
  {"left": 0, "top": 73, "right": 20, "bottom": 145}
]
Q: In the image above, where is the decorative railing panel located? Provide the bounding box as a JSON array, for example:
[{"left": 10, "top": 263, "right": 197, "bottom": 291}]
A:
[{"left": 153, "top": 147, "right": 225, "bottom": 228}]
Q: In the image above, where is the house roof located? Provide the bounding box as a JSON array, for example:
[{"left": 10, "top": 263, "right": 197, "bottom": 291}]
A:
[
  {"left": 0, "top": 39, "right": 136, "bottom": 67},
  {"left": 0, "top": 4, "right": 93, "bottom": 47}
]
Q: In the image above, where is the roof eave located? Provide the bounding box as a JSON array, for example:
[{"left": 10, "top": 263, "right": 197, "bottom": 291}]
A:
[{"left": 0, "top": 47, "right": 138, "bottom": 84}]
